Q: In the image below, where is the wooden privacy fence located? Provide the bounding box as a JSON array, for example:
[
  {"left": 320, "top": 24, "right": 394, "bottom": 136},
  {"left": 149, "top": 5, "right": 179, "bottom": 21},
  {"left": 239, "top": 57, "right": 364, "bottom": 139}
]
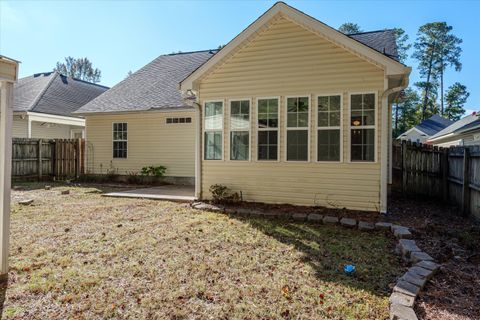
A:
[
  {"left": 12, "top": 138, "right": 85, "bottom": 180},
  {"left": 392, "top": 140, "right": 480, "bottom": 220}
]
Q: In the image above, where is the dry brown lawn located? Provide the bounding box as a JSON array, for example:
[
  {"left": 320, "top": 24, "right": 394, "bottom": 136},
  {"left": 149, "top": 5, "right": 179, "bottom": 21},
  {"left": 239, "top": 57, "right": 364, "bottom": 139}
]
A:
[{"left": 2, "top": 184, "right": 402, "bottom": 319}]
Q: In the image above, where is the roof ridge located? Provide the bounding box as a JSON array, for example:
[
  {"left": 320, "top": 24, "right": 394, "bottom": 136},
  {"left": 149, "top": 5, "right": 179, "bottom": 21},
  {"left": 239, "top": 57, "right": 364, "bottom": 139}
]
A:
[
  {"left": 347, "top": 29, "right": 395, "bottom": 36},
  {"left": 56, "top": 73, "right": 110, "bottom": 89},
  {"left": 29, "top": 71, "right": 58, "bottom": 112},
  {"left": 164, "top": 49, "right": 218, "bottom": 56}
]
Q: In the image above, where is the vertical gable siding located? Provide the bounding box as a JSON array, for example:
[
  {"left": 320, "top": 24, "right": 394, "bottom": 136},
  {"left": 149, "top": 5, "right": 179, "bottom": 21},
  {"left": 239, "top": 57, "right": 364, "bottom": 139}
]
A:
[{"left": 198, "top": 16, "right": 386, "bottom": 211}]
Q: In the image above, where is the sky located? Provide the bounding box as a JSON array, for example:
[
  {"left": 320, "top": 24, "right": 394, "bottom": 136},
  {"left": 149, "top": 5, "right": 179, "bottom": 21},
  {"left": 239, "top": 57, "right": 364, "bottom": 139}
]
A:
[{"left": 1, "top": 0, "right": 478, "bottom": 114}]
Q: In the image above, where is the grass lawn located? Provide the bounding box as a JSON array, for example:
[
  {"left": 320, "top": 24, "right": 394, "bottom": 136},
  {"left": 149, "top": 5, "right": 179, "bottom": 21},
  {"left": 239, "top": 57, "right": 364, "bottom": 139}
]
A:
[{"left": 3, "top": 185, "right": 403, "bottom": 319}]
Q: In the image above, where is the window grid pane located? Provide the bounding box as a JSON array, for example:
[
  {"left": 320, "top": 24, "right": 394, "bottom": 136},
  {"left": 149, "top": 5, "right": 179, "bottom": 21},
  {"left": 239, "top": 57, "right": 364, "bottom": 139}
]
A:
[
  {"left": 318, "top": 95, "right": 341, "bottom": 128},
  {"left": 113, "top": 122, "right": 127, "bottom": 158},
  {"left": 287, "top": 97, "right": 309, "bottom": 128},
  {"left": 350, "top": 94, "right": 375, "bottom": 162},
  {"left": 258, "top": 99, "right": 278, "bottom": 129},
  {"left": 317, "top": 129, "right": 340, "bottom": 161},
  {"left": 230, "top": 131, "right": 249, "bottom": 160},
  {"left": 258, "top": 131, "right": 278, "bottom": 161},
  {"left": 230, "top": 100, "right": 250, "bottom": 130},
  {"left": 204, "top": 131, "right": 222, "bottom": 160},
  {"left": 287, "top": 130, "right": 308, "bottom": 161},
  {"left": 205, "top": 101, "right": 223, "bottom": 130}
]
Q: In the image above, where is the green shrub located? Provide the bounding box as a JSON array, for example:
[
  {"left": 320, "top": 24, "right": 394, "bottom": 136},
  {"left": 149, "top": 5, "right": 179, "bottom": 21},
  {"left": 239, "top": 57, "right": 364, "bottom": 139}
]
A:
[
  {"left": 209, "top": 184, "right": 240, "bottom": 204},
  {"left": 141, "top": 165, "right": 167, "bottom": 178}
]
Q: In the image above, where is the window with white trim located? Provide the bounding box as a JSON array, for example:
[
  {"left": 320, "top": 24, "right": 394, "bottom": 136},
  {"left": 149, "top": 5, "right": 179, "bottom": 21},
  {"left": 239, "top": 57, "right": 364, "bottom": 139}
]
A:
[
  {"left": 204, "top": 101, "right": 223, "bottom": 160},
  {"left": 350, "top": 93, "right": 375, "bottom": 162},
  {"left": 286, "top": 97, "right": 309, "bottom": 161},
  {"left": 317, "top": 95, "right": 341, "bottom": 161},
  {"left": 113, "top": 123, "right": 127, "bottom": 158},
  {"left": 230, "top": 100, "right": 250, "bottom": 160},
  {"left": 257, "top": 98, "right": 278, "bottom": 161}
]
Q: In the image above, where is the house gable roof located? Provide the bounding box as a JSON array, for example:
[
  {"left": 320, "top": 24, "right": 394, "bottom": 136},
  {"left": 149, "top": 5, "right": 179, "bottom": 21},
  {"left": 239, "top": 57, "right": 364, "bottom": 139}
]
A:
[
  {"left": 414, "top": 114, "right": 453, "bottom": 136},
  {"left": 180, "top": 1, "right": 410, "bottom": 91},
  {"left": 75, "top": 50, "right": 217, "bottom": 114},
  {"left": 428, "top": 113, "right": 479, "bottom": 141},
  {"left": 14, "top": 72, "right": 108, "bottom": 117}
]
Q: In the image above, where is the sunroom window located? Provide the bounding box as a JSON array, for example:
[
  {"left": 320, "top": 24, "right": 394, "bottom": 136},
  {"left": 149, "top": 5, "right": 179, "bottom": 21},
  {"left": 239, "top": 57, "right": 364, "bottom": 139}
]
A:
[
  {"left": 318, "top": 95, "right": 341, "bottom": 161},
  {"left": 204, "top": 101, "right": 223, "bottom": 160},
  {"left": 230, "top": 100, "right": 250, "bottom": 160},
  {"left": 286, "top": 97, "right": 309, "bottom": 161},
  {"left": 257, "top": 98, "right": 278, "bottom": 161},
  {"left": 350, "top": 93, "right": 375, "bottom": 162}
]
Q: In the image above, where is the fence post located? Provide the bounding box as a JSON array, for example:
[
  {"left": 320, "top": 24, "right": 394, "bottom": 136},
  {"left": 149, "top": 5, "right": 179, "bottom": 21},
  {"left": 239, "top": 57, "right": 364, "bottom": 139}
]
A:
[
  {"left": 75, "top": 138, "right": 81, "bottom": 178},
  {"left": 462, "top": 147, "right": 470, "bottom": 215},
  {"left": 442, "top": 148, "right": 449, "bottom": 201},
  {"left": 402, "top": 140, "right": 407, "bottom": 193},
  {"left": 37, "top": 139, "right": 42, "bottom": 180}
]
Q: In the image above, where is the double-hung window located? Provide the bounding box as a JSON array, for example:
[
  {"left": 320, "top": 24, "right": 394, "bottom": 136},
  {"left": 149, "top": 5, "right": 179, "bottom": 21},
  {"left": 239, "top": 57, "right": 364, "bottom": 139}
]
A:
[
  {"left": 113, "top": 123, "right": 127, "bottom": 158},
  {"left": 317, "top": 95, "right": 341, "bottom": 161},
  {"left": 350, "top": 93, "right": 375, "bottom": 162},
  {"left": 286, "top": 97, "right": 309, "bottom": 161},
  {"left": 204, "top": 101, "right": 223, "bottom": 160},
  {"left": 230, "top": 100, "right": 250, "bottom": 160},
  {"left": 257, "top": 98, "right": 279, "bottom": 161}
]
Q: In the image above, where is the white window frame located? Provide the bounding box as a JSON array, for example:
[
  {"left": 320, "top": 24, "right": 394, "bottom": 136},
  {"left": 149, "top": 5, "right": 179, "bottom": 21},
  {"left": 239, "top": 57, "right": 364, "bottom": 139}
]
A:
[
  {"left": 285, "top": 95, "right": 311, "bottom": 162},
  {"left": 347, "top": 91, "right": 377, "bottom": 163},
  {"left": 256, "top": 96, "right": 280, "bottom": 162},
  {"left": 203, "top": 99, "right": 224, "bottom": 161},
  {"left": 316, "top": 93, "right": 343, "bottom": 163},
  {"left": 112, "top": 122, "right": 128, "bottom": 159},
  {"left": 229, "top": 98, "right": 251, "bottom": 162}
]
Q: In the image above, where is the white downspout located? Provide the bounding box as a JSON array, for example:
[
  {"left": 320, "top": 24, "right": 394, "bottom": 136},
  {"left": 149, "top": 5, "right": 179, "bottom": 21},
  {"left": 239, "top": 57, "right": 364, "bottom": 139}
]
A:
[
  {"left": 380, "top": 75, "right": 409, "bottom": 213},
  {"left": 27, "top": 114, "right": 32, "bottom": 138}
]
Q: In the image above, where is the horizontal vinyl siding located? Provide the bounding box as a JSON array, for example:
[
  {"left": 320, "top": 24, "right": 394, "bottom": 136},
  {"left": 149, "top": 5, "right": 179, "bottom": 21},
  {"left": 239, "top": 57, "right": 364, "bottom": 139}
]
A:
[
  {"left": 12, "top": 117, "right": 27, "bottom": 138},
  {"left": 199, "top": 16, "right": 385, "bottom": 211},
  {"left": 85, "top": 111, "right": 195, "bottom": 177},
  {"left": 30, "top": 121, "right": 78, "bottom": 139}
]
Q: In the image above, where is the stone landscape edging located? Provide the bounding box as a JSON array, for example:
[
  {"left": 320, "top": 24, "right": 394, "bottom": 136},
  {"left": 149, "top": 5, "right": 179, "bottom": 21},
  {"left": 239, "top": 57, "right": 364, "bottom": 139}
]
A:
[{"left": 191, "top": 202, "right": 440, "bottom": 320}]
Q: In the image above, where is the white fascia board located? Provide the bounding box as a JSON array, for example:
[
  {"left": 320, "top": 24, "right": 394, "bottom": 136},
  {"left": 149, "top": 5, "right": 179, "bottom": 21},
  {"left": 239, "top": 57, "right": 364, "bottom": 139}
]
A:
[
  {"left": 27, "top": 112, "right": 85, "bottom": 127},
  {"left": 180, "top": 2, "right": 410, "bottom": 91}
]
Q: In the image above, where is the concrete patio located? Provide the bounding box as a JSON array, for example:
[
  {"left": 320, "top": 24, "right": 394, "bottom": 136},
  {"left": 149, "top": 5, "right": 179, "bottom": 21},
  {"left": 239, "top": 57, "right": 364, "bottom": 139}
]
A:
[{"left": 103, "top": 185, "right": 196, "bottom": 202}]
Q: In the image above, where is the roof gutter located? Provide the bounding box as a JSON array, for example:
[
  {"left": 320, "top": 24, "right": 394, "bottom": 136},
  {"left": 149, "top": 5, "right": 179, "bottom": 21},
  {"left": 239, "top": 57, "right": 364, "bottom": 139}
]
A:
[{"left": 380, "top": 72, "right": 410, "bottom": 213}]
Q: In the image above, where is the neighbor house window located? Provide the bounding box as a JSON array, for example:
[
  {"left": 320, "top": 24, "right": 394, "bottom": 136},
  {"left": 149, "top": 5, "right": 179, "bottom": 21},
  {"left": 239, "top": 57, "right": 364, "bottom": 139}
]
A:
[
  {"left": 286, "top": 97, "right": 309, "bottom": 161},
  {"left": 230, "top": 100, "right": 250, "bottom": 160},
  {"left": 204, "top": 101, "right": 223, "bottom": 160},
  {"left": 317, "top": 95, "right": 341, "bottom": 161},
  {"left": 257, "top": 98, "right": 279, "bottom": 161},
  {"left": 350, "top": 93, "right": 375, "bottom": 162},
  {"left": 113, "top": 122, "right": 127, "bottom": 158}
]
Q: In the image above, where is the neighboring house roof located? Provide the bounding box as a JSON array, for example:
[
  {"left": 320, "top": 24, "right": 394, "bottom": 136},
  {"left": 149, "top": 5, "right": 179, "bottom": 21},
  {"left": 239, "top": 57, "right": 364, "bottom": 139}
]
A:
[
  {"left": 455, "top": 118, "right": 480, "bottom": 134},
  {"left": 347, "top": 30, "right": 399, "bottom": 61},
  {"left": 75, "top": 50, "right": 217, "bottom": 114},
  {"left": 14, "top": 72, "right": 109, "bottom": 117},
  {"left": 414, "top": 114, "right": 453, "bottom": 136},
  {"left": 428, "top": 113, "right": 479, "bottom": 141}
]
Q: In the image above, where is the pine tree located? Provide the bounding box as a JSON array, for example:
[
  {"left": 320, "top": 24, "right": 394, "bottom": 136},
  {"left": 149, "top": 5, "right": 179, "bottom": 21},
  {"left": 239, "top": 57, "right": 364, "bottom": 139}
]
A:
[
  {"left": 54, "top": 57, "right": 101, "bottom": 83},
  {"left": 393, "top": 28, "right": 411, "bottom": 63},
  {"left": 338, "top": 23, "right": 363, "bottom": 34},
  {"left": 444, "top": 82, "right": 469, "bottom": 121}
]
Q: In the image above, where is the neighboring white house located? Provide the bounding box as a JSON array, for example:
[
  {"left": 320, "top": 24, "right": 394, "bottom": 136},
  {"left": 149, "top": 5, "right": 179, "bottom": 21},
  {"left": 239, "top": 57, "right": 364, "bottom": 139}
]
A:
[
  {"left": 397, "top": 114, "right": 452, "bottom": 143},
  {"left": 11, "top": 71, "right": 108, "bottom": 139},
  {"left": 427, "top": 112, "right": 480, "bottom": 147}
]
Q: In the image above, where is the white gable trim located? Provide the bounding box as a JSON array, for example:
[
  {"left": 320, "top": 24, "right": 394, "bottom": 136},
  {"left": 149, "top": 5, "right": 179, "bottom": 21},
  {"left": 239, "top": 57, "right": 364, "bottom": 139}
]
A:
[
  {"left": 397, "top": 127, "right": 428, "bottom": 139},
  {"left": 180, "top": 2, "right": 410, "bottom": 91}
]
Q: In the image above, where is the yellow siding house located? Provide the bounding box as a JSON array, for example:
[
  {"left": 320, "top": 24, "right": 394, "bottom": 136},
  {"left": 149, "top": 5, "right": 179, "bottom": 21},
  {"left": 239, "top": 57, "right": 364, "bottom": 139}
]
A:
[{"left": 78, "top": 2, "right": 411, "bottom": 212}]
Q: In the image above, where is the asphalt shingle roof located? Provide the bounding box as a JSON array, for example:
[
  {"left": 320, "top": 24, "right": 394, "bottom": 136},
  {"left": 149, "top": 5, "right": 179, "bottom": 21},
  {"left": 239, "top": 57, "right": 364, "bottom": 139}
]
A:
[
  {"left": 76, "top": 29, "right": 399, "bottom": 114},
  {"left": 14, "top": 72, "right": 108, "bottom": 117},
  {"left": 348, "top": 30, "right": 399, "bottom": 62},
  {"left": 75, "top": 50, "right": 217, "bottom": 114},
  {"left": 429, "top": 113, "right": 479, "bottom": 140},
  {"left": 415, "top": 114, "right": 453, "bottom": 136}
]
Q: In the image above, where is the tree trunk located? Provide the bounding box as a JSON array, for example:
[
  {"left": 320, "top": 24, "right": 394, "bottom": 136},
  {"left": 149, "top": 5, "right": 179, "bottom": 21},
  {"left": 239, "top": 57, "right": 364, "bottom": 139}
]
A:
[
  {"left": 422, "top": 41, "right": 436, "bottom": 120},
  {"left": 440, "top": 63, "right": 444, "bottom": 115}
]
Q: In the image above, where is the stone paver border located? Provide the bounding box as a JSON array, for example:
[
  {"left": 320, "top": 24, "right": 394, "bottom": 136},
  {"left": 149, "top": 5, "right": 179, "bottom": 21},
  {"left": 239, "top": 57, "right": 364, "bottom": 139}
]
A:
[{"left": 191, "top": 202, "right": 440, "bottom": 320}]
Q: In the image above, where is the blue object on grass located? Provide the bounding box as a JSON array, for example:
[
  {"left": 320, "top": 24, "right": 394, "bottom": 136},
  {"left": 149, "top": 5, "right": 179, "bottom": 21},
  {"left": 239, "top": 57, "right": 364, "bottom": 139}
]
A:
[{"left": 344, "top": 264, "right": 356, "bottom": 275}]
